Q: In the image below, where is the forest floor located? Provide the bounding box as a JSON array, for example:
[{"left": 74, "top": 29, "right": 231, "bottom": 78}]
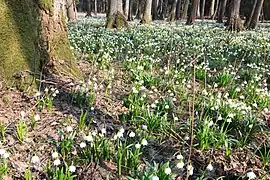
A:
[{"left": 0, "top": 15, "right": 270, "bottom": 180}]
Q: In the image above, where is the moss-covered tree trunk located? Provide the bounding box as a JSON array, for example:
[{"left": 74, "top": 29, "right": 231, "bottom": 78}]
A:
[
  {"left": 226, "top": 0, "right": 243, "bottom": 31},
  {"left": 0, "top": 0, "right": 80, "bottom": 89},
  {"left": 142, "top": 0, "right": 152, "bottom": 24},
  {"left": 106, "top": 0, "right": 128, "bottom": 29}
]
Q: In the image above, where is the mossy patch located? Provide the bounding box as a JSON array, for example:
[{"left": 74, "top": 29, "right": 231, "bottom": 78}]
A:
[
  {"left": 106, "top": 11, "right": 129, "bottom": 29},
  {"left": 39, "top": 0, "right": 53, "bottom": 12},
  {"left": 0, "top": 0, "right": 39, "bottom": 88}
]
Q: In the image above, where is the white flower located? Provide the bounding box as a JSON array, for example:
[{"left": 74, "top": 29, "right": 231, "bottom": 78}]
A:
[
  {"left": 142, "top": 125, "right": 147, "bottom": 130},
  {"left": 239, "top": 95, "right": 245, "bottom": 99},
  {"left": 53, "top": 159, "right": 61, "bottom": 166},
  {"left": 31, "top": 156, "right": 40, "bottom": 164},
  {"left": 227, "top": 118, "right": 232, "bottom": 123},
  {"left": 90, "top": 107, "right": 95, "bottom": 111},
  {"left": 66, "top": 126, "right": 73, "bottom": 132},
  {"left": 206, "top": 163, "right": 214, "bottom": 171},
  {"left": 208, "top": 120, "right": 214, "bottom": 127},
  {"left": 80, "top": 142, "right": 86, "bottom": 148},
  {"left": 176, "top": 154, "right": 183, "bottom": 160},
  {"left": 176, "top": 161, "right": 184, "bottom": 169},
  {"left": 218, "top": 115, "right": 222, "bottom": 120},
  {"left": 55, "top": 89, "right": 59, "bottom": 94},
  {"left": 141, "top": 139, "right": 148, "bottom": 146},
  {"left": 20, "top": 111, "right": 26, "bottom": 120},
  {"left": 52, "top": 152, "right": 58, "bottom": 159},
  {"left": 34, "top": 114, "right": 40, "bottom": 121},
  {"left": 228, "top": 113, "right": 235, "bottom": 118},
  {"left": 101, "top": 128, "right": 106, "bottom": 135},
  {"left": 135, "top": 143, "right": 141, "bottom": 149},
  {"left": 164, "top": 167, "right": 171, "bottom": 175},
  {"left": 174, "top": 117, "right": 179, "bottom": 121},
  {"left": 165, "top": 105, "right": 170, "bottom": 109},
  {"left": 84, "top": 135, "right": 93, "bottom": 142},
  {"left": 151, "top": 103, "right": 157, "bottom": 108},
  {"left": 187, "top": 164, "right": 194, "bottom": 175},
  {"left": 235, "top": 87, "right": 241, "bottom": 92},
  {"left": 69, "top": 165, "right": 76, "bottom": 172},
  {"left": 202, "top": 89, "right": 208, "bottom": 96},
  {"left": 35, "top": 92, "right": 41, "bottom": 96},
  {"left": 44, "top": 88, "right": 49, "bottom": 92},
  {"left": 0, "top": 149, "right": 6, "bottom": 156},
  {"left": 3, "top": 152, "right": 9, "bottom": 159},
  {"left": 119, "top": 127, "right": 125, "bottom": 134},
  {"left": 52, "top": 93, "right": 56, "bottom": 97},
  {"left": 129, "top": 131, "right": 135, "bottom": 138},
  {"left": 152, "top": 176, "right": 159, "bottom": 180},
  {"left": 246, "top": 171, "right": 256, "bottom": 179},
  {"left": 132, "top": 87, "right": 139, "bottom": 94}
]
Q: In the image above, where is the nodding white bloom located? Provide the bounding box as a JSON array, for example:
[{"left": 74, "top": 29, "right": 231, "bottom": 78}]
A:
[
  {"left": 135, "top": 143, "right": 141, "bottom": 149},
  {"left": 152, "top": 175, "right": 159, "bottom": 180},
  {"left": 239, "top": 95, "right": 245, "bottom": 99},
  {"left": 246, "top": 171, "right": 256, "bottom": 179},
  {"left": 151, "top": 103, "right": 157, "bottom": 108},
  {"left": 141, "top": 139, "right": 148, "bottom": 146},
  {"left": 90, "top": 107, "right": 95, "bottom": 111},
  {"left": 227, "top": 118, "right": 232, "bottom": 123},
  {"left": 20, "top": 111, "right": 26, "bottom": 120},
  {"left": 172, "top": 98, "right": 177, "bottom": 102},
  {"left": 66, "top": 126, "right": 73, "bottom": 132},
  {"left": 34, "top": 114, "right": 40, "bottom": 121},
  {"left": 101, "top": 128, "right": 106, "bottom": 135},
  {"left": 218, "top": 115, "right": 222, "bottom": 120},
  {"left": 35, "top": 92, "right": 41, "bottom": 97},
  {"left": 174, "top": 117, "right": 179, "bottom": 121},
  {"left": 52, "top": 152, "right": 58, "bottom": 159},
  {"left": 53, "top": 159, "right": 61, "bottom": 166},
  {"left": 164, "top": 167, "right": 171, "bottom": 175},
  {"left": 3, "top": 152, "right": 9, "bottom": 159},
  {"left": 52, "top": 93, "right": 57, "bottom": 97},
  {"left": 55, "top": 89, "right": 59, "bottom": 94},
  {"left": 208, "top": 120, "right": 214, "bottom": 127},
  {"left": 235, "top": 87, "right": 241, "bottom": 92},
  {"left": 206, "top": 163, "right": 214, "bottom": 171},
  {"left": 92, "top": 131, "right": 97, "bottom": 137},
  {"left": 176, "top": 161, "right": 184, "bottom": 169},
  {"left": 202, "top": 89, "right": 208, "bottom": 96},
  {"left": 31, "top": 155, "right": 40, "bottom": 164},
  {"left": 69, "top": 165, "right": 76, "bottom": 172},
  {"left": 142, "top": 125, "right": 147, "bottom": 130},
  {"left": 176, "top": 154, "right": 184, "bottom": 160},
  {"left": 129, "top": 131, "right": 135, "bottom": 138},
  {"left": 0, "top": 149, "right": 6, "bottom": 156},
  {"left": 165, "top": 105, "right": 170, "bottom": 109},
  {"left": 187, "top": 164, "right": 194, "bottom": 175},
  {"left": 84, "top": 135, "right": 93, "bottom": 142},
  {"left": 132, "top": 87, "right": 139, "bottom": 94},
  {"left": 80, "top": 142, "right": 86, "bottom": 148},
  {"left": 228, "top": 113, "right": 235, "bottom": 118},
  {"left": 44, "top": 88, "right": 49, "bottom": 92}
]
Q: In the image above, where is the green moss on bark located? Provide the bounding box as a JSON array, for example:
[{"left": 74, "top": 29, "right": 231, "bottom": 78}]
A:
[
  {"left": 106, "top": 11, "right": 129, "bottom": 29},
  {"left": 39, "top": 0, "right": 53, "bottom": 11},
  {"left": 0, "top": 0, "right": 39, "bottom": 89}
]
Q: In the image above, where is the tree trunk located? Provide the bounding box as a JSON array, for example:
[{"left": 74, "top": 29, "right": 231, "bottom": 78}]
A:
[
  {"left": 124, "top": 0, "right": 130, "bottom": 17},
  {"left": 0, "top": 0, "right": 80, "bottom": 89},
  {"left": 212, "top": 0, "right": 220, "bottom": 19},
  {"left": 168, "top": 0, "right": 177, "bottom": 21},
  {"left": 128, "top": 0, "right": 134, "bottom": 20},
  {"left": 248, "top": 0, "right": 264, "bottom": 29},
  {"left": 200, "top": 0, "right": 205, "bottom": 19},
  {"left": 86, "top": 0, "right": 92, "bottom": 16},
  {"left": 226, "top": 0, "right": 243, "bottom": 31},
  {"left": 186, "top": 0, "right": 198, "bottom": 24},
  {"left": 67, "top": 0, "right": 76, "bottom": 21},
  {"left": 106, "top": 0, "right": 128, "bottom": 28},
  {"left": 197, "top": 0, "right": 200, "bottom": 17},
  {"left": 152, "top": 0, "right": 158, "bottom": 20},
  {"left": 182, "top": 0, "right": 190, "bottom": 19},
  {"left": 176, "top": 0, "right": 182, "bottom": 19},
  {"left": 244, "top": 0, "right": 257, "bottom": 27},
  {"left": 136, "top": 0, "right": 142, "bottom": 19},
  {"left": 142, "top": 0, "right": 152, "bottom": 23},
  {"left": 94, "top": 0, "right": 98, "bottom": 15},
  {"left": 210, "top": 0, "right": 215, "bottom": 17},
  {"left": 217, "top": 0, "right": 227, "bottom": 23},
  {"left": 161, "top": 0, "right": 168, "bottom": 19}
]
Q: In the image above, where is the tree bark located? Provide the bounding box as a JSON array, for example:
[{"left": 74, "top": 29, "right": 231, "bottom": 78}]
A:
[
  {"left": 176, "top": 0, "right": 182, "bottom": 19},
  {"left": 94, "top": 0, "right": 98, "bottom": 15},
  {"left": 226, "top": 0, "right": 243, "bottom": 31},
  {"left": 186, "top": 0, "right": 199, "bottom": 24},
  {"left": 197, "top": 0, "right": 200, "bottom": 17},
  {"left": 168, "top": 0, "right": 177, "bottom": 21},
  {"left": 217, "top": 0, "right": 227, "bottom": 23},
  {"left": 0, "top": 0, "right": 80, "bottom": 88},
  {"left": 210, "top": 0, "right": 215, "bottom": 17},
  {"left": 67, "top": 0, "right": 76, "bottom": 21},
  {"left": 124, "top": 0, "right": 130, "bottom": 17},
  {"left": 182, "top": 0, "right": 190, "bottom": 19},
  {"left": 247, "top": 0, "right": 264, "bottom": 29},
  {"left": 136, "top": 0, "right": 142, "bottom": 19},
  {"left": 142, "top": 0, "right": 153, "bottom": 23},
  {"left": 212, "top": 0, "right": 220, "bottom": 19},
  {"left": 128, "top": 0, "right": 134, "bottom": 20},
  {"left": 200, "top": 0, "right": 205, "bottom": 19},
  {"left": 106, "top": 0, "right": 128, "bottom": 28},
  {"left": 152, "top": 0, "right": 158, "bottom": 20},
  {"left": 86, "top": 0, "right": 92, "bottom": 16}
]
